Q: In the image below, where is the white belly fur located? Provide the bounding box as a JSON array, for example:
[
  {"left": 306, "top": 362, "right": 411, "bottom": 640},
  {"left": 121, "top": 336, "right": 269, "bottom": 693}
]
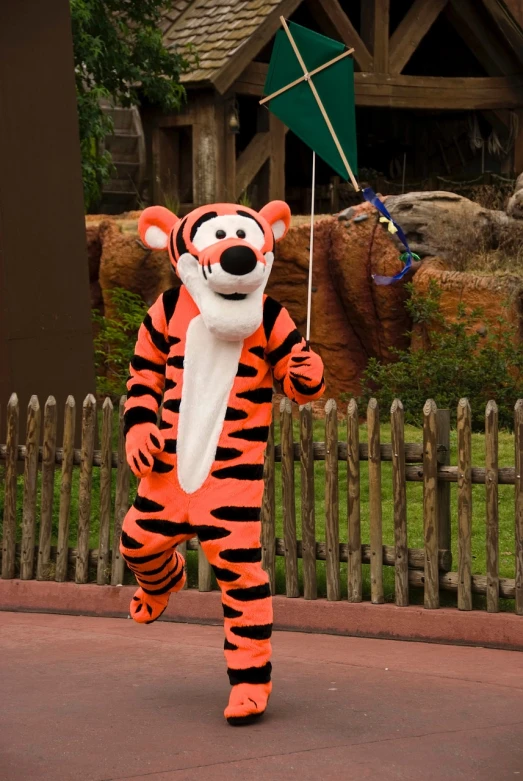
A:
[{"left": 177, "top": 315, "right": 243, "bottom": 494}]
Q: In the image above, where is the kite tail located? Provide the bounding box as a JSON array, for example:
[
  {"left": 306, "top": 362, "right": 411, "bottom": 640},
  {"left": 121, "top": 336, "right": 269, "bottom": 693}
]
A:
[{"left": 362, "top": 187, "right": 418, "bottom": 286}]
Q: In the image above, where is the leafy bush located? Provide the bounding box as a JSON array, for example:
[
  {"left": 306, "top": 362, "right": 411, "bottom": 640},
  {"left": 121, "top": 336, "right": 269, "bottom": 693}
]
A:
[
  {"left": 361, "top": 280, "right": 523, "bottom": 430},
  {"left": 93, "top": 288, "right": 147, "bottom": 399}
]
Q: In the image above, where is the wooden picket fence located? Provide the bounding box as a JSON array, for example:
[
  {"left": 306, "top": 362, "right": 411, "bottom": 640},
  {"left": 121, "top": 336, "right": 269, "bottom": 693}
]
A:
[{"left": 1, "top": 392, "right": 523, "bottom": 616}]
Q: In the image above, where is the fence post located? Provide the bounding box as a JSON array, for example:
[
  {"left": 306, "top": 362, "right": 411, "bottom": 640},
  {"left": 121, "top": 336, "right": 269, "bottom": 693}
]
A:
[
  {"left": 485, "top": 400, "right": 499, "bottom": 613},
  {"left": 457, "top": 399, "right": 472, "bottom": 610},
  {"left": 20, "top": 396, "right": 41, "bottom": 580},
  {"left": 55, "top": 396, "right": 76, "bottom": 582},
  {"left": 515, "top": 400, "right": 523, "bottom": 615},
  {"left": 75, "top": 395, "right": 97, "bottom": 584},
  {"left": 391, "top": 399, "right": 408, "bottom": 607},
  {"left": 111, "top": 396, "right": 130, "bottom": 586},
  {"left": 423, "top": 399, "right": 439, "bottom": 609},
  {"left": 368, "top": 398, "right": 384, "bottom": 604},
  {"left": 300, "top": 404, "right": 317, "bottom": 600},
  {"left": 281, "top": 397, "right": 299, "bottom": 597},
  {"left": 436, "top": 409, "right": 451, "bottom": 560},
  {"left": 261, "top": 416, "right": 276, "bottom": 592},
  {"left": 1, "top": 394, "right": 19, "bottom": 579},
  {"left": 325, "top": 399, "right": 340, "bottom": 601},
  {"left": 347, "top": 399, "right": 362, "bottom": 602},
  {"left": 198, "top": 544, "right": 213, "bottom": 592},
  {"left": 97, "top": 397, "right": 113, "bottom": 585},
  {"left": 37, "top": 396, "right": 57, "bottom": 580}
]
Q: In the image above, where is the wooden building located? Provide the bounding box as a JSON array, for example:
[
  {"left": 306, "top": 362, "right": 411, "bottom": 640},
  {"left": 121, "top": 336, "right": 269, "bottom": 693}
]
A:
[{"left": 103, "top": 0, "right": 523, "bottom": 214}]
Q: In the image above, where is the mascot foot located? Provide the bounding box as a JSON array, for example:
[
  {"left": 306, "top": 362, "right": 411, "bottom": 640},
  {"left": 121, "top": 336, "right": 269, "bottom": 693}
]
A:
[
  {"left": 225, "top": 682, "right": 272, "bottom": 726},
  {"left": 130, "top": 554, "right": 186, "bottom": 624}
]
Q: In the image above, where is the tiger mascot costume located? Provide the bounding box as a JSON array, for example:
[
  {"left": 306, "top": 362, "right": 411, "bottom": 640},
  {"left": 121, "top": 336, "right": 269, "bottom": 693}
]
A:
[{"left": 120, "top": 200, "right": 325, "bottom": 725}]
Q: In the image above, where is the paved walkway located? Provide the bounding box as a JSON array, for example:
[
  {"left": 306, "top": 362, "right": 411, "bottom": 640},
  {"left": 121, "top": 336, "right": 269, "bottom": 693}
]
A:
[{"left": 1, "top": 612, "right": 523, "bottom": 781}]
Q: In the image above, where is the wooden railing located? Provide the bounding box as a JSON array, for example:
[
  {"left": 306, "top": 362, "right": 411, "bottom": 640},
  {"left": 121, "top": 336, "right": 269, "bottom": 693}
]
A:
[{"left": 1, "top": 393, "right": 522, "bottom": 616}]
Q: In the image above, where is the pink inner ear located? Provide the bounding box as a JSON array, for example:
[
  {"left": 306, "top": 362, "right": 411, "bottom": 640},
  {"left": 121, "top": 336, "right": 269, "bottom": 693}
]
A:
[
  {"left": 259, "top": 201, "right": 291, "bottom": 240},
  {"left": 138, "top": 206, "right": 179, "bottom": 248}
]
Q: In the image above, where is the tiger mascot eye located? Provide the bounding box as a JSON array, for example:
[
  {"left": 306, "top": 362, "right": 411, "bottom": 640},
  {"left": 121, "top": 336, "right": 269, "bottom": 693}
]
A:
[{"left": 120, "top": 200, "right": 325, "bottom": 725}]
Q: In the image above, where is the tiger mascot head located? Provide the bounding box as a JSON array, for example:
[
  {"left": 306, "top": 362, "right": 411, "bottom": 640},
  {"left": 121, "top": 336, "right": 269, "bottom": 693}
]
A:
[{"left": 138, "top": 201, "right": 291, "bottom": 341}]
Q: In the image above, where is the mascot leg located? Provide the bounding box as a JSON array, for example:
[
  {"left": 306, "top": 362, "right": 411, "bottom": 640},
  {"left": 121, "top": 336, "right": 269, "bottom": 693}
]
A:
[
  {"left": 195, "top": 480, "right": 273, "bottom": 725},
  {"left": 120, "top": 475, "right": 192, "bottom": 624}
]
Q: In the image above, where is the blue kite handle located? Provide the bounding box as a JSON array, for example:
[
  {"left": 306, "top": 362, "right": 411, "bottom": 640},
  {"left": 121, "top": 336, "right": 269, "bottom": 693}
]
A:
[{"left": 362, "top": 187, "right": 416, "bottom": 286}]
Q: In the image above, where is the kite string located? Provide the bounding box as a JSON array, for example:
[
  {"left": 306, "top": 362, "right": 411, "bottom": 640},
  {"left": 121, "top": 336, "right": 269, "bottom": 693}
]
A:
[{"left": 306, "top": 150, "right": 316, "bottom": 346}]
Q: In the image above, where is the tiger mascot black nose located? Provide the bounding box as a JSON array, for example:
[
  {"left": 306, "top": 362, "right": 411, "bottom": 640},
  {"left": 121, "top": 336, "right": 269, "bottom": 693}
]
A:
[{"left": 220, "top": 245, "right": 258, "bottom": 276}]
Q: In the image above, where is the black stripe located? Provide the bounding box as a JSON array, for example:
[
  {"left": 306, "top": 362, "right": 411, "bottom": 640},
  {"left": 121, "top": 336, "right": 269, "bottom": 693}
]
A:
[
  {"left": 291, "top": 355, "right": 307, "bottom": 364},
  {"left": 189, "top": 211, "right": 218, "bottom": 241},
  {"left": 163, "top": 438, "right": 177, "bottom": 454},
  {"left": 224, "top": 639, "right": 239, "bottom": 651},
  {"left": 266, "top": 329, "right": 302, "bottom": 366},
  {"left": 140, "top": 561, "right": 180, "bottom": 586},
  {"left": 226, "top": 583, "right": 271, "bottom": 601},
  {"left": 164, "top": 379, "right": 177, "bottom": 391},
  {"left": 167, "top": 355, "right": 184, "bottom": 369},
  {"left": 138, "top": 450, "right": 150, "bottom": 466},
  {"left": 223, "top": 604, "right": 243, "bottom": 619},
  {"left": 227, "top": 662, "right": 272, "bottom": 686},
  {"left": 127, "top": 384, "right": 162, "bottom": 407},
  {"left": 236, "top": 363, "right": 258, "bottom": 378},
  {"left": 135, "top": 519, "right": 192, "bottom": 536},
  {"left": 141, "top": 566, "right": 184, "bottom": 596},
  {"left": 176, "top": 217, "right": 188, "bottom": 256},
  {"left": 212, "top": 565, "right": 241, "bottom": 583},
  {"left": 152, "top": 457, "right": 174, "bottom": 474},
  {"left": 230, "top": 426, "right": 269, "bottom": 443},
  {"left": 231, "top": 623, "right": 272, "bottom": 640},
  {"left": 133, "top": 495, "right": 165, "bottom": 513},
  {"left": 143, "top": 314, "right": 170, "bottom": 354},
  {"left": 249, "top": 346, "right": 265, "bottom": 360},
  {"left": 123, "top": 406, "right": 157, "bottom": 435},
  {"left": 291, "top": 375, "right": 325, "bottom": 396},
  {"left": 120, "top": 550, "right": 164, "bottom": 564},
  {"left": 141, "top": 555, "right": 173, "bottom": 576},
  {"left": 263, "top": 297, "right": 283, "bottom": 340},
  {"left": 225, "top": 406, "right": 248, "bottom": 421},
  {"left": 237, "top": 210, "right": 265, "bottom": 237},
  {"left": 131, "top": 355, "right": 165, "bottom": 375},
  {"left": 220, "top": 547, "right": 262, "bottom": 564},
  {"left": 163, "top": 398, "right": 181, "bottom": 414},
  {"left": 236, "top": 388, "right": 273, "bottom": 404},
  {"left": 211, "top": 506, "right": 261, "bottom": 522},
  {"left": 215, "top": 446, "right": 243, "bottom": 461},
  {"left": 196, "top": 525, "right": 232, "bottom": 542},
  {"left": 212, "top": 464, "right": 264, "bottom": 481},
  {"left": 162, "top": 287, "right": 180, "bottom": 325},
  {"left": 168, "top": 335, "right": 181, "bottom": 346},
  {"left": 120, "top": 531, "right": 144, "bottom": 550},
  {"left": 159, "top": 419, "right": 172, "bottom": 430}
]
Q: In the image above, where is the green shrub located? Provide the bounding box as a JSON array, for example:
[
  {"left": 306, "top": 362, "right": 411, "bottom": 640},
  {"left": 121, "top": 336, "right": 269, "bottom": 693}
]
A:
[
  {"left": 361, "top": 280, "right": 523, "bottom": 430},
  {"left": 93, "top": 288, "right": 147, "bottom": 399}
]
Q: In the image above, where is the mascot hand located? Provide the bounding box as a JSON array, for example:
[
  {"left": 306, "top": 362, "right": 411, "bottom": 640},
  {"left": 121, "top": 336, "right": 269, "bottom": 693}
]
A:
[
  {"left": 125, "top": 423, "right": 165, "bottom": 478},
  {"left": 288, "top": 343, "right": 324, "bottom": 389}
]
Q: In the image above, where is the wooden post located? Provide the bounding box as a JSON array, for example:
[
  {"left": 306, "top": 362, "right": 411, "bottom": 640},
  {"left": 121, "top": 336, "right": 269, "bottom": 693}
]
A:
[
  {"left": 20, "top": 396, "right": 41, "bottom": 580},
  {"left": 373, "top": 0, "right": 390, "bottom": 74},
  {"left": 330, "top": 176, "right": 340, "bottom": 213},
  {"left": 261, "top": 417, "right": 276, "bottom": 592},
  {"left": 485, "top": 400, "right": 499, "bottom": 613},
  {"left": 37, "top": 396, "right": 57, "bottom": 580},
  {"left": 198, "top": 544, "right": 212, "bottom": 592},
  {"left": 111, "top": 396, "right": 130, "bottom": 586},
  {"left": 281, "top": 397, "right": 299, "bottom": 597},
  {"left": 179, "top": 541, "right": 188, "bottom": 589},
  {"left": 1, "top": 394, "right": 19, "bottom": 579},
  {"left": 423, "top": 399, "right": 439, "bottom": 609},
  {"left": 457, "top": 399, "right": 473, "bottom": 610},
  {"left": 515, "top": 400, "right": 523, "bottom": 615},
  {"left": 55, "top": 396, "right": 76, "bottom": 582},
  {"left": 325, "top": 399, "right": 340, "bottom": 601},
  {"left": 269, "top": 112, "right": 286, "bottom": 202},
  {"left": 436, "top": 410, "right": 451, "bottom": 560},
  {"left": 347, "top": 400, "right": 362, "bottom": 602},
  {"left": 75, "top": 395, "right": 97, "bottom": 584},
  {"left": 391, "top": 399, "right": 408, "bottom": 607},
  {"left": 97, "top": 398, "right": 113, "bottom": 585},
  {"left": 368, "top": 399, "right": 384, "bottom": 603},
  {"left": 300, "top": 404, "right": 317, "bottom": 600}
]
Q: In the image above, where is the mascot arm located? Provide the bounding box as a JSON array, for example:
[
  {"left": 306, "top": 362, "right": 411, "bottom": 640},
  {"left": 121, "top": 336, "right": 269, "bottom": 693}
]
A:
[
  {"left": 123, "top": 294, "right": 169, "bottom": 477},
  {"left": 266, "top": 304, "right": 325, "bottom": 404}
]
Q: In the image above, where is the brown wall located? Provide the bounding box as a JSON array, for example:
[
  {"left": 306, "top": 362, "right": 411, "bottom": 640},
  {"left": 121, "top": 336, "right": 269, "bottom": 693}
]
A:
[
  {"left": 0, "top": 0, "right": 96, "bottom": 439},
  {"left": 505, "top": 0, "right": 523, "bottom": 25}
]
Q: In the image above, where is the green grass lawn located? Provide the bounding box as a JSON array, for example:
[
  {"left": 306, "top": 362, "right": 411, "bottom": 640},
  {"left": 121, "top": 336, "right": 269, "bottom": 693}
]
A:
[{"left": 0, "top": 413, "right": 518, "bottom": 610}]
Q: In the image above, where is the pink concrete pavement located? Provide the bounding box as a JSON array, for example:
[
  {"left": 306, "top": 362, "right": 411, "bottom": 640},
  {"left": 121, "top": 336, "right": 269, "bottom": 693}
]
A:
[{"left": 1, "top": 612, "right": 523, "bottom": 781}]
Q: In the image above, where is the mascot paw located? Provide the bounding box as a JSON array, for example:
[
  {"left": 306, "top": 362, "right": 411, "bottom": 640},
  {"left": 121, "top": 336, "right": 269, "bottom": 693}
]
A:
[
  {"left": 288, "top": 344, "right": 324, "bottom": 390},
  {"left": 225, "top": 682, "right": 272, "bottom": 726},
  {"left": 130, "top": 588, "right": 170, "bottom": 624}
]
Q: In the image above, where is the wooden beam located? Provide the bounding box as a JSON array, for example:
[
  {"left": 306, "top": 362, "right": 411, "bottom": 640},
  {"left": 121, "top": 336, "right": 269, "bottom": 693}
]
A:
[
  {"left": 445, "top": 0, "right": 521, "bottom": 76},
  {"left": 514, "top": 110, "right": 523, "bottom": 174},
  {"left": 268, "top": 113, "right": 286, "bottom": 201},
  {"left": 360, "top": 0, "right": 375, "bottom": 53},
  {"left": 373, "top": 0, "right": 390, "bottom": 73},
  {"left": 481, "top": 0, "right": 523, "bottom": 68},
  {"left": 307, "top": 0, "right": 373, "bottom": 72},
  {"left": 354, "top": 73, "right": 523, "bottom": 110},
  {"left": 212, "top": 0, "right": 303, "bottom": 95},
  {"left": 389, "top": 0, "right": 450, "bottom": 75},
  {"left": 235, "top": 131, "right": 271, "bottom": 200}
]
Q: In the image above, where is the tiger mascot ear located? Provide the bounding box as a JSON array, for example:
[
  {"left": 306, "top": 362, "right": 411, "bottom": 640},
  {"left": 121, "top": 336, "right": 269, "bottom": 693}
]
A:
[
  {"left": 138, "top": 206, "right": 180, "bottom": 250},
  {"left": 259, "top": 200, "right": 291, "bottom": 242}
]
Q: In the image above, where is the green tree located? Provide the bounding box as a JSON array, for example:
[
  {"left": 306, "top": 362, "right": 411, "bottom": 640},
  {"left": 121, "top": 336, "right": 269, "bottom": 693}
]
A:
[{"left": 71, "top": 0, "right": 193, "bottom": 210}]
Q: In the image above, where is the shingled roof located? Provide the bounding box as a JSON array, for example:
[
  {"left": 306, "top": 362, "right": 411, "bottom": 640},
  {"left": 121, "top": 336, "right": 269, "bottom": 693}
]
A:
[{"left": 162, "top": 0, "right": 295, "bottom": 92}]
